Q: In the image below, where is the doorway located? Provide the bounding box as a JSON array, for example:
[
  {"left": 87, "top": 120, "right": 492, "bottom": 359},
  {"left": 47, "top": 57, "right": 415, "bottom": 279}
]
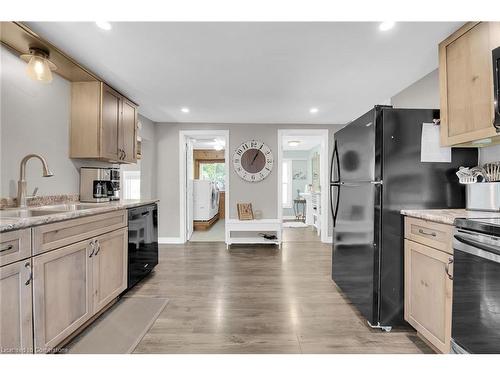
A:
[
  {"left": 179, "top": 130, "right": 229, "bottom": 243},
  {"left": 277, "top": 129, "right": 329, "bottom": 243}
]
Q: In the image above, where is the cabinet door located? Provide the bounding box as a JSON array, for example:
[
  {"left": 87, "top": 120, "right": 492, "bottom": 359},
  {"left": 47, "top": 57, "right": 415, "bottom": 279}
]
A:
[
  {"left": 440, "top": 22, "right": 500, "bottom": 145},
  {"left": 92, "top": 228, "right": 127, "bottom": 314},
  {"left": 404, "top": 239, "right": 453, "bottom": 353},
  {"left": 0, "top": 260, "right": 33, "bottom": 354},
  {"left": 120, "top": 98, "right": 137, "bottom": 163},
  {"left": 101, "top": 84, "right": 121, "bottom": 161},
  {"left": 33, "top": 240, "right": 93, "bottom": 352}
]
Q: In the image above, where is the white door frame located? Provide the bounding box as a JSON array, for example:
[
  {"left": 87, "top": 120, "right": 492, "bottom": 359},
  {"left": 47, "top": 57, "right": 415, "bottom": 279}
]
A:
[
  {"left": 179, "top": 130, "right": 230, "bottom": 243},
  {"left": 277, "top": 129, "right": 329, "bottom": 243}
]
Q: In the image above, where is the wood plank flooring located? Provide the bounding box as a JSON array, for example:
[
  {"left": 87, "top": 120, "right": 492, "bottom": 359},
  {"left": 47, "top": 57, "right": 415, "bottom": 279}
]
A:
[{"left": 128, "top": 239, "right": 432, "bottom": 353}]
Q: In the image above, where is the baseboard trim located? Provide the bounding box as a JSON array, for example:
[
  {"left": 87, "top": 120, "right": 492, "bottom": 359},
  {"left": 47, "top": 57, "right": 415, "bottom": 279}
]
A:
[
  {"left": 324, "top": 236, "right": 333, "bottom": 244},
  {"left": 158, "top": 237, "right": 184, "bottom": 244}
]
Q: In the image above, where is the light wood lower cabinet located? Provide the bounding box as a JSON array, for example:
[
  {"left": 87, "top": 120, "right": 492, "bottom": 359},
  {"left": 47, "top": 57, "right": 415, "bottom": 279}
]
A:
[
  {"left": 32, "top": 227, "right": 128, "bottom": 352},
  {"left": 404, "top": 239, "right": 453, "bottom": 353},
  {"left": 33, "top": 240, "right": 94, "bottom": 352},
  {"left": 0, "top": 259, "right": 33, "bottom": 354},
  {"left": 92, "top": 228, "right": 128, "bottom": 313}
]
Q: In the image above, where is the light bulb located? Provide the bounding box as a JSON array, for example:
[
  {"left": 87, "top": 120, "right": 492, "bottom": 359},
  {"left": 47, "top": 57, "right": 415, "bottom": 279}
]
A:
[
  {"left": 26, "top": 55, "right": 53, "bottom": 83},
  {"left": 379, "top": 22, "right": 395, "bottom": 31}
]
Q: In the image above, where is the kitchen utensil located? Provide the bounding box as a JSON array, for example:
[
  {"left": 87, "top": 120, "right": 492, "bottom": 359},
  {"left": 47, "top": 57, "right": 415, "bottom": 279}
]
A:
[
  {"left": 483, "top": 162, "right": 500, "bottom": 182},
  {"left": 456, "top": 167, "right": 478, "bottom": 184}
]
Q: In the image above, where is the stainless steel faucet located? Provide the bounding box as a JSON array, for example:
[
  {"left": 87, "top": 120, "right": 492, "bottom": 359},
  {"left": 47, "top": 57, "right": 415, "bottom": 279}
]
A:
[{"left": 17, "top": 154, "right": 53, "bottom": 208}]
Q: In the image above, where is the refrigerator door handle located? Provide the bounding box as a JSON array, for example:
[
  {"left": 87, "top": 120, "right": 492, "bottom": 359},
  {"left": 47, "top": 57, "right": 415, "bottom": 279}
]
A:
[
  {"left": 330, "top": 141, "right": 340, "bottom": 184},
  {"left": 330, "top": 184, "right": 340, "bottom": 227}
]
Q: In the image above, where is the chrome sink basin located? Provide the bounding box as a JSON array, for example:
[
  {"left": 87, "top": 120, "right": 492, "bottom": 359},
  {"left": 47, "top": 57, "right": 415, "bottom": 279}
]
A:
[
  {"left": 0, "top": 209, "right": 68, "bottom": 218},
  {"left": 0, "top": 202, "right": 111, "bottom": 219}
]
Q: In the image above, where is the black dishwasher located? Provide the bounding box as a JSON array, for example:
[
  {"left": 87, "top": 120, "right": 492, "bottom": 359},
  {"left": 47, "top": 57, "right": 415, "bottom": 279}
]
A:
[{"left": 127, "top": 203, "right": 158, "bottom": 290}]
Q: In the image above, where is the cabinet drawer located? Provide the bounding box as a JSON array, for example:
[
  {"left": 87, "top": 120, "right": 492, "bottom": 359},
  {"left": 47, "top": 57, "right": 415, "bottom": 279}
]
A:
[
  {"left": 404, "top": 217, "right": 453, "bottom": 254},
  {"left": 33, "top": 210, "right": 127, "bottom": 255},
  {"left": 0, "top": 229, "right": 31, "bottom": 267}
]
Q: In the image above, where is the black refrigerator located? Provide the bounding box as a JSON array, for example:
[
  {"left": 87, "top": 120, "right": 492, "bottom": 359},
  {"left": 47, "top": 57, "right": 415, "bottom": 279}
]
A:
[{"left": 330, "top": 105, "right": 477, "bottom": 330}]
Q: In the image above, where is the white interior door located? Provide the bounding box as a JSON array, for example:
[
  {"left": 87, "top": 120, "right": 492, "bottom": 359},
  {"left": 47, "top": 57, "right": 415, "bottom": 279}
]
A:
[{"left": 186, "top": 139, "right": 194, "bottom": 240}]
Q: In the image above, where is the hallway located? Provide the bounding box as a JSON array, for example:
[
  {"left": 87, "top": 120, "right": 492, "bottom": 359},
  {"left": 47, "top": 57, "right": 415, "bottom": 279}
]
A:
[{"left": 129, "top": 241, "right": 431, "bottom": 353}]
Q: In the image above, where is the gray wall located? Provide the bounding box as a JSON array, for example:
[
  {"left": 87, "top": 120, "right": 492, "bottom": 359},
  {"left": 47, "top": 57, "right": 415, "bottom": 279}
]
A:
[
  {"left": 282, "top": 150, "right": 310, "bottom": 217},
  {"left": 1, "top": 45, "right": 156, "bottom": 200},
  {"left": 391, "top": 67, "right": 500, "bottom": 164},
  {"left": 391, "top": 69, "right": 440, "bottom": 109},
  {"left": 1, "top": 45, "right": 83, "bottom": 197},
  {"left": 121, "top": 114, "right": 158, "bottom": 200},
  {"left": 155, "top": 122, "right": 343, "bottom": 238}
]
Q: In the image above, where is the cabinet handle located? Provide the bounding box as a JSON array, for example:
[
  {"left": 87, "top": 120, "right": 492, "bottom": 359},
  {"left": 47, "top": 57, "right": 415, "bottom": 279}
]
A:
[
  {"left": 89, "top": 240, "right": 96, "bottom": 257},
  {"left": 0, "top": 244, "right": 13, "bottom": 253},
  {"left": 418, "top": 228, "right": 437, "bottom": 237},
  {"left": 445, "top": 257, "right": 454, "bottom": 280},
  {"left": 94, "top": 240, "right": 101, "bottom": 256},
  {"left": 24, "top": 262, "right": 32, "bottom": 286}
]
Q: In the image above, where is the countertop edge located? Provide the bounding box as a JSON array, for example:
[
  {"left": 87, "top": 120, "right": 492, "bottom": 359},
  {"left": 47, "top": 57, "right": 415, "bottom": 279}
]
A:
[
  {"left": 400, "top": 209, "right": 455, "bottom": 225},
  {"left": 0, "top": 199, "right": 159, "bottom": 233}
]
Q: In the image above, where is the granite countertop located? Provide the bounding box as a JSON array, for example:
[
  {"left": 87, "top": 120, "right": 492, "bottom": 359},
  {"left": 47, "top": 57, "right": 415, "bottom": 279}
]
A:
[
  {"left": 401, "top": 208, "right": 500, "bottom": 225},
  {"left": 0, "top": 199, "right": 159, "bottom": 233}
]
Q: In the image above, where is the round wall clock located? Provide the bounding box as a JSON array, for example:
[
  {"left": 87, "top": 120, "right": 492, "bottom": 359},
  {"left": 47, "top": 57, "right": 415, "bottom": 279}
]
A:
[{"left": 233, "top": 140, "right": 273, "bottom": 182}]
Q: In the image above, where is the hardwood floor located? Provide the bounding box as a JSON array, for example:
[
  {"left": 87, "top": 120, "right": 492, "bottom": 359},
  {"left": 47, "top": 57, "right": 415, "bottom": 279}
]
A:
[
  {"left": 282, "top": 225, "right": 321, "bottom": 242},
  {"left": 129, "top": 240, "right": 432, "bottom": 354}
]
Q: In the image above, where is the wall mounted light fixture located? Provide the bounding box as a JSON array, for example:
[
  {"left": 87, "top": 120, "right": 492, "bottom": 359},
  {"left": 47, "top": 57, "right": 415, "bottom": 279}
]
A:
[{"left": 20, "top": 47, "right": 57, "bottom": 83}]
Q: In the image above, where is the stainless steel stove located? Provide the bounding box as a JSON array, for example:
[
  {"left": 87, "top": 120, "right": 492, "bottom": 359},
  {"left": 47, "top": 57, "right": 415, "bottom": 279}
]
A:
[{"left": 452, "top": 217, "right": 500, "bottom": 353}]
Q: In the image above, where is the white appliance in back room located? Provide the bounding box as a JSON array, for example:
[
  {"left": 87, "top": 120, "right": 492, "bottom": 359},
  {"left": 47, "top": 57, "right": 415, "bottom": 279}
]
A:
[{"left": 193, "top": 180, "right": 220, "bottom": 221}]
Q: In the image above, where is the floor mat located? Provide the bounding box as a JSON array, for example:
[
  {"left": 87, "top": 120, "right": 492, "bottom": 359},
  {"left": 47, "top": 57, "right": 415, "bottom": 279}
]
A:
[{"left": 64, "top": 296, "right": 168, "bottom": 354}]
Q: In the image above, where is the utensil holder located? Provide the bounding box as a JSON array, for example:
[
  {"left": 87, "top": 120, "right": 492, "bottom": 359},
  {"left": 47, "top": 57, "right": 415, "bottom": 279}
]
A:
[{"left": 466, "top": 182, "right": 500, "bottom": 212}]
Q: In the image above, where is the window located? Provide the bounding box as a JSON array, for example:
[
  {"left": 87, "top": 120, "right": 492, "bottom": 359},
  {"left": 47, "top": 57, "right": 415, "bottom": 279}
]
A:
[
  {"left": 282, "top": 159, "right": 292, "bottom": 208},
  {"left": 199, "top": 162, "right": 225, "bottom": 189},
  {"left": 122, "top": 170, "right": 141, "bottom": 199}
]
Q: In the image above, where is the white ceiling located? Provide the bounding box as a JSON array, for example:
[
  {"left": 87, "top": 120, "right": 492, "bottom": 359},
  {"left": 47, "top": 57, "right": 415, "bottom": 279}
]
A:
[
  {"left": 27, "top": 22, "right": 462, "bottom": 124},
  {"left": 192, "top": 136, "right": 226, "bottom": 150},
  {"left": 283, "top": 135, "right": 322, "bottom": 151}
]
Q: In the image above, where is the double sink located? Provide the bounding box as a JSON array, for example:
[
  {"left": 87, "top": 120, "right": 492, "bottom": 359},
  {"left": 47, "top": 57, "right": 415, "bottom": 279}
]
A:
[{"left": 0, "top": 203, "right": 109, "bottom": 218}]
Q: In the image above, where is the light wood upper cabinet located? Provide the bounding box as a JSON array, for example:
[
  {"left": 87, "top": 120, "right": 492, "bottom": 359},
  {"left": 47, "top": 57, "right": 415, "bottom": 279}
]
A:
[
  {"left": 101, "top": 85, "right": 121, "bottom": 161},
  {"left": 33, "top": 240, "right": 94, "bottom": 352},
  {"left": 439, "top": 22, "right": 500, "bottom": 146},
  {"left": 0, "top": 260, "right": 33, "bottom": 354},
  {"left": 92, "top": 228, "right": 128, "bottom": 313},
  {"left": 71, "top": 82, "right": 138, "bottom": 163},
  {"left": 120, "top": 98, "right": 138, "bottom": 163}
]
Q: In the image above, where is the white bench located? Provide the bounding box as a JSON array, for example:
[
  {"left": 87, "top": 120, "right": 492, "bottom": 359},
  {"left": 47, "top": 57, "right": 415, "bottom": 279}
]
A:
[{"left": 225, "top": 219, "right": 282, "bottom": 249}]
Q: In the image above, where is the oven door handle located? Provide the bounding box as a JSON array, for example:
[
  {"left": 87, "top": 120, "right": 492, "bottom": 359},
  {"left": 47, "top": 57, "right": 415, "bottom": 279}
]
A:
[{"left": 454, "top": 235, "right": 500, "bottom": 262}]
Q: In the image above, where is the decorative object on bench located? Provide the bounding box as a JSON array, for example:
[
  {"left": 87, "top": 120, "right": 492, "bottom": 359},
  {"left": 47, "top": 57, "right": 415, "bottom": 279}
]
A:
[{"left": 237, "top": 203, "right": 254, "bottom": 220}]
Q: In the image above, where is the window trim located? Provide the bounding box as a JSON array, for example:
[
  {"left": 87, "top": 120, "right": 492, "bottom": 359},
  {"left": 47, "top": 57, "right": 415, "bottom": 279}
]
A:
[
  {"left": 282, "top": 159, "right": 293, "bottom": 208},
  {"left": 122, "top": 170, "right": 141, "bottom": 200}
]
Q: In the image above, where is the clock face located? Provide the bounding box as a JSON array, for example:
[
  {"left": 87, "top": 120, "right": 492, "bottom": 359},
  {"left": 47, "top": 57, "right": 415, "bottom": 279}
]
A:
[{"left": 233, "top": 140, "right": 273, "bottom": 182}]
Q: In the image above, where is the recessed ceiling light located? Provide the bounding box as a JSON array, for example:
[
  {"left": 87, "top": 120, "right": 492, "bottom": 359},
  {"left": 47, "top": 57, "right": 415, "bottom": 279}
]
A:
[
  {"left": 181, "top": 107, "right": 190, "bottom": 113},
  {"left": 309, "top": 107, "right": 319, "bottom": 114},
  {"left": 95, "top": 21, "right": 112, "bottom": 31},
  {"left": 379, "top": 22, "right": 395, "bottom": 31},
  {"left": 288, "top": 140, "right": 301, "bottom": 147}
]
